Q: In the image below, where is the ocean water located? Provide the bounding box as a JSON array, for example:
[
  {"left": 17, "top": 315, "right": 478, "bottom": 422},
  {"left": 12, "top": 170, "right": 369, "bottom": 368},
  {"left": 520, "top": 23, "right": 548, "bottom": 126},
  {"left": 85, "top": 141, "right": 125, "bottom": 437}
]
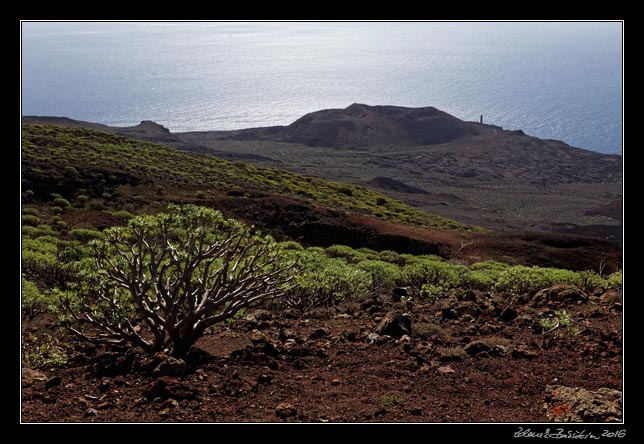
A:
[{"left": 21, "top": 21, "right": 622, "bottom": 154}]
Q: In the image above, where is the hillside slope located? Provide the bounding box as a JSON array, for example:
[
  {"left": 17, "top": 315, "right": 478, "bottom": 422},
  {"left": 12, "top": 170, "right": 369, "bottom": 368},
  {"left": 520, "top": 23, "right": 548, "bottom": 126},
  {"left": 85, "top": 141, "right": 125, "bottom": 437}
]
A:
[
  {"left": 23, "top": 105, "right": 622, "bottom": 240},
  {"left": 21, "top": 123, "right": 621, "bottom": 271}
]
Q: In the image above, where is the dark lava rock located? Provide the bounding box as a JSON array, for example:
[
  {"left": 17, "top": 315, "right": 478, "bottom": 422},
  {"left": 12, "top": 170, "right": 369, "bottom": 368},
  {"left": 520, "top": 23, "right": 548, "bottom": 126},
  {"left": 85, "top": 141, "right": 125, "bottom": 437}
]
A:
[
  {"left": 143, "top": 376, "right": 198, "bottom": 401},
  {"left": 308, "top": 328, "right": 330, "bottom": 340},
  {"left": 376, "top": 311, "right": 412, "bottom": 338},
  {"left": 511, "top": 346, "right": 538, "bottom": 359},
  {"left": 275, "top": 402, "right": 297, "bottom": 418},
  {"left": 153, "top": 356, "right": 187, "bottom": 378},
  {"left": 464, "top": 341, "right": 492, "bottom": 357},
  {"left": 45, "top": 376, "right": 62, "bottom": 389},
  {"left": 530, "top": 285, "right": 588, "bottom": 308},
  {"left": 544, "top": 385, "right": 622, "bottom": 422}
]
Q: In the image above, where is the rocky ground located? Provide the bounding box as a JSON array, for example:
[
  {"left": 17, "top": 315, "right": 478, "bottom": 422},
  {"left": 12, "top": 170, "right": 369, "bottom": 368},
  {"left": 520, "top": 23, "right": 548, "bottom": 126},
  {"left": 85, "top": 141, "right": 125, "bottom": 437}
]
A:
[{"left": 21, "top": 286, "right": 622, "bottom": 423}]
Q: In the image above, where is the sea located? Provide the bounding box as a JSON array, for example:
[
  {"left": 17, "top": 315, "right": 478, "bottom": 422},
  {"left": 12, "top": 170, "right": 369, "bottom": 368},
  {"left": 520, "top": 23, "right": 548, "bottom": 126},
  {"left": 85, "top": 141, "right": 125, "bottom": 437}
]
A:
[{"left": 21, "top": 21, "right": 623, "bottom": 154}]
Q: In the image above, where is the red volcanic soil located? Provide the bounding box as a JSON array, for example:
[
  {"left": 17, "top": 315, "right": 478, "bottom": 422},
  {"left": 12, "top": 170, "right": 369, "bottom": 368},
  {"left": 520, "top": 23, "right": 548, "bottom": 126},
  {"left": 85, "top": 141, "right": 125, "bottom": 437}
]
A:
[{"left": 22, "top": 287, "right": 622, "bottom": 423}]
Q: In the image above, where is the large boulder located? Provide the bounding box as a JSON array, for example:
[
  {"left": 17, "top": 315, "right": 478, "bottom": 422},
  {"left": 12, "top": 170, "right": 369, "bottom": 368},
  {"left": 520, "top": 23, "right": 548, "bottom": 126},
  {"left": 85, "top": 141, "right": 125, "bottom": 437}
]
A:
[
  {"left": 375, "top": 311, "right": 412, "bottom": 338},
  {"left": 544, "top": 385, "right": 622, "bottom": 422},
  {"left": 530, "top": 285, "right": 588, "bottom": 308}
]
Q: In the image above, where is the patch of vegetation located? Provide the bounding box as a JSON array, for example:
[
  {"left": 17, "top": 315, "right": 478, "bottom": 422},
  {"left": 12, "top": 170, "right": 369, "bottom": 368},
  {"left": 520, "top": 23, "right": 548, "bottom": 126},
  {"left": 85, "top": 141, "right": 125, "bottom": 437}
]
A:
[
  {"left": 22, "top": 334, "right": 69, "bottom": 369},
  {"left": 22, "top": 123, "right": 477, "bottom": 232},
  {"left": 378, "top": 393, "right": 404, "bottom": 407},
  {"left": 540, "top": 310, "right": 579, "bottom": 347},
  {"left": 282, "top": 250, "right": 372, "bottom": 312},
  {"left": 356, "top": 260, "right": 401, "bottom": 291},
  {"left": 57, "top": 204, "right": 296, "bottom": 358}
]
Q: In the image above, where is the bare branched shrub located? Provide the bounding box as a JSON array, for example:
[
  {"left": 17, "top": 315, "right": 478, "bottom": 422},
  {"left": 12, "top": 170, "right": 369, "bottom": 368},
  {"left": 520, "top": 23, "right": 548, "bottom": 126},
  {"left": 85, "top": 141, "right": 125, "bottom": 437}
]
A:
[{"left": 59, "top": 205, "right": 295, "bottom": 358}]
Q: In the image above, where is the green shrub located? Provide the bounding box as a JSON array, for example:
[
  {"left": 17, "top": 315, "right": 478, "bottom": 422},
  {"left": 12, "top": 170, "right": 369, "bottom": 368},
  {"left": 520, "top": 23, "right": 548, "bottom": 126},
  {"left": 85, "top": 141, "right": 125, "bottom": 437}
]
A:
[
  {"left": 281, "top": 240, "right": 304, "bottom": 251},
  {"left": 21, "top": 226, "right": 42, "bottom": 238},
  {"left": 64, "top": 165, "right": 79, "bottom": 176},
  {"left": 284, "top": 252, "right": 371, "bottom": 312},
  {"left": 54, "top": 220, "right": 68, "bottom": 230},
  {"left": 75, "top": 194, "right": 89, "bottom": 206},
  {"left": 51, "top": 206, "right": 64, "bottom": 214},
  {"left": 399, "top": 259, "right": 458, "bottom": 293},
  {"left": 111, "top": 210, "right": 135, "bottom": 220},
  {"left": 22, "top": 334, "right": 68, "bottom": 369},
  {"left": 494, "top": 266, "right": 578, "bottom": 295},
  {"left": 59, "top": 204, "right": 295, "bottom": 358},
  {"left": 50, "top": 193, "right": 63, "bottom": 200},
  {"left": 607, "top": 271, "right": 622, "bottom": 290},
  {"left": 69, "top": 228, "right": 103, "bottom": 243},
  {"left": 22, "top": 207, "right": 40, "bottom": 217},
  {"left": 462, "top": 261, "right": 512, "bottom": 291},
  {"left": 102, "top": 192, "right": 112, "bottom": 200},
  {"left": 356, "top": 260, "right": 402, "bottom": 291},
  {"left": 325, "top": 244, "right": 368, "bottom": 264},
  {"left": 22, "top": 277, "right": 54, "bottom": 320},
  {"left": 34, "top": 225, "right": 56, "bottom": 236},
  {"left": 356, "top": 247, "right": 380, "bottom": 261},
  {"left": 53, "top": 197, "right": 72, "bottom": 208},
  {"left": 195, "top": 190, "right": 205, "bottom": 199},
  {"left": 22, "top": 214, "right": 40, "bottom": 227},
  {"left": 574, "top": 270, "right": 606, "bottom": 294},
  {"left": 378, "top": 250, "right": 405, "bottom": 266}
]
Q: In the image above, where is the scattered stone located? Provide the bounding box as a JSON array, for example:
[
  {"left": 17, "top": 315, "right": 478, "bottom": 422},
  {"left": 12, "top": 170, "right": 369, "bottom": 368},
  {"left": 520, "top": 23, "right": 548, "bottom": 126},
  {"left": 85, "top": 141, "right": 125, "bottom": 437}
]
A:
[
  {"left": 376, "top": 311, "right": 412, "bottom": 338},
  {"left": 143, "top": 376, "right": 198, "bottom": 401},
  {"left": 599, "top": 289, "right": 621, "bottom": 305},
  {"left": 250, "top": 329, "right": 269, "bottom": 344},
  {"left": 492, "top": 345, "right": 508, "bottom": 357},
  {"left": 139, "top": 352, "right": 168, "bottom": 374},
  {"left": 464, "top": 341, "right": 492, "bottom": 357},
  {"left": 531, "top": 285, "right": 588, "bottom": 308},
  {"left": 330, "top": 378, "right": 342, "bottom": 386},
  {"left": 98, "top": 378, "right": 114, "bottom": 393},
  {"left": 437, "top": 365, "right": 455, "bottom": 375},
  {"left": 544, "top": 385, "right": 622, "bottom": 422},
  {"left": 397, "top": 335, "right": 412, "bottom": 344},
  {"left": 441, "top": 308, "right": 459, "bottom": 320},
  {"left": 22, "top": 368, "right": 47, "bottom": 387},
  {"left": 251, "top": 372, "right": 270, "bottom": 385},
  {"left": 511, "top": 346, "right": 538, "bottom": 359},
  {"left": 85, "top": 408, "right": 98, "bottom": 417},
  {"left": 365, "top": 332, "right": 381, "bottom": 344},
  {"left": 278, "top": 328, "right": 298, "bottom": 343},
  {"left": 438, "top": 347, "right": 465, "bottom": 362},
  {"left": 45, "top": 376, "right": 62, "bottom": 389},
  {"left": 410, "top": 408, "right": 423, "bottom": 416},
  {"left": 133, "top": 397, "right": 147, "bottom": 407},
  {"left": 164, "top": 398, "right": 180, "bottom": 409},
  {"left": 333, "top": 313, "right": 351, "bottom": 320},
  {"left": 419, "top": 364, "right": 432, "bottom": 374},
  {"left": 498, "top": 306, "right": 518, "bottom": 322},
  {"left": 275, "top": 402, "right": 297, "bottom": 418},
  {"left": 308, "top": 328, "right": 330, "bottom": 340},
  {"left": 153, "top": 356, "right": 187, "bottom": 378}
]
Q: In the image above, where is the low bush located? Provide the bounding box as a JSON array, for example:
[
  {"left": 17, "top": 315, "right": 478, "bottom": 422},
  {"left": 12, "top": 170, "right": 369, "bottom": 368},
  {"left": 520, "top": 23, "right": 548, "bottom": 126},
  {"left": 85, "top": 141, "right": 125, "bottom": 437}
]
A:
[
  {"left": 69, "top": 228, "right": 104, "bottom": 243},
  {"left": 283, "top": 252, "right": 371, "bottom": 312},
  {"left": 356, "top": 260, "right": 401, "bottom": 291},
  {"left": 607, "top": 271, "right": 622, "bottom": 290},
  {"left": 22, "top": 207, "right": 40, "bottom": 217},
  {"left": 53, "top": 197, "right": 72, "bottom": 208},
  {"left": 22, "top": 215, "right": 40, "bottom": 227}
]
